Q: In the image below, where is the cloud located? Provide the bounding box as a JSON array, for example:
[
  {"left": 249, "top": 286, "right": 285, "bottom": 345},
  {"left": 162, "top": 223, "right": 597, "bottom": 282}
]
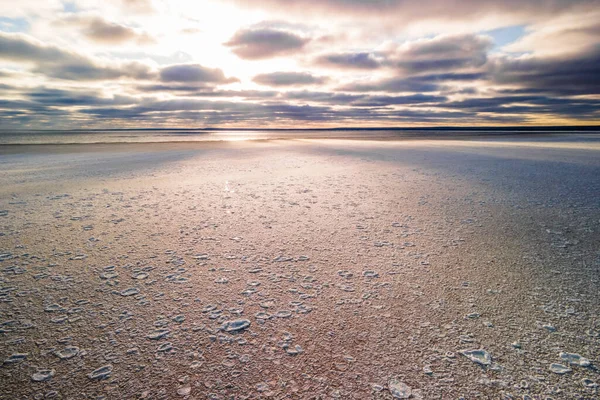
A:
[
  {"left": 350, "top": 94, "right": 448, "bottom": 107},
  {"left": 445, "top": 95, "right": 600, "bottom": 118},
  {"left": 25, "top": 87, "right": 137, "bottom": 106},
  {"left": 0, "top": 83, "right": 16, "bottom": 91},
  {"left": 75, "top": 97, "right": 485, "bottom": 126},
  {"left": 415, "top": 72, "right": 486, "bottom": 82},
  {"left": 503, "top": 16, "right": 600, "bottom": 56},
  {"left": 0, "top": 33, "right": 67, "bottom": 63},
  {"left": 135, "top": 84, "right": 214, "bottom": 93},
  {"left": 339, "top": 77, "right": 440, "bottom": 93},
  {"left": 313, "top": 35, "right": 491, "bottom": 73},
  {"left": 339, "top": 72, "right": 485, "bottom": 94},
  {"left": 224, "top": 28, "right": 309, "bottom": 59},
  {"left": 315, "top": 52, "right": 382, "bottom": 69},
  {"left": 76, "top": 100, "right": 337, "bottom": 125},
  {"left": 489, "top": 47, "right": 600, "bottom": 95},
  {"left": 389, "top": 34, "right": 492, "bottom": 73},
  {"left": 0, "top": 32, "right": 154, "bottom": 80},
  {"left": 41, "top": 61, "right": 152, "bottom": 81},
  {"left": 281, "top": 91, "right": 447, "bottom": 107},
  {"left": 1, "top": 1, "right": 599, "bottom": 128},
  {"left": 83, "top": 17, "right": 154, "bottom": 44},
  {"left": 134, "top": 84, "right": 278, "bottom": 99},
  {"left": 224, "top": 0, "right": 597, "bottom": 26},
  {"left": 120, "top": 0, "right": 155, "bottom": 14},
  {"left": 57, "top": 15, "right": 155, "bottom": 45},
  {"left": 283, "top": 91, "right": 363, "bottom": 103},
  {"left": 101, "top": 50, "right": 193, "bottom": 65},
  {"left": 159, "top": 64, "right": 238, "bottom": 84},
  {"left": 253, "top": 72, "right": 328, "bottom": 86}
]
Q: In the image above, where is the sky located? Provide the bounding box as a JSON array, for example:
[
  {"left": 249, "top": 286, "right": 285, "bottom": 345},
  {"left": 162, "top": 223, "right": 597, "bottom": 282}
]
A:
[{"left": 0, "top": 0, "right": 599, "bottom": 129}]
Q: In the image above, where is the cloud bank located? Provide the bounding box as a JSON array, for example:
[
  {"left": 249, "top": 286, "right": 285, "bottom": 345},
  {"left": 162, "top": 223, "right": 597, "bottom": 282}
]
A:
[{"left": 0, "top": 0, "right": 598, "bottom": 128}]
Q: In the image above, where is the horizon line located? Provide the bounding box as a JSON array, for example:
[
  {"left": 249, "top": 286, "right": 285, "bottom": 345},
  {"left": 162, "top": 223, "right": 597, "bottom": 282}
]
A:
[{"left": 2, "top": 125, "right": 600, "bottom": 133}]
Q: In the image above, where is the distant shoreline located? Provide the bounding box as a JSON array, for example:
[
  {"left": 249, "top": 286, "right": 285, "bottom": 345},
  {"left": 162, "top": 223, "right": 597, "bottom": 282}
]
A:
[{"left": 1, "top": 126, "right": 600, "bottom": 134}]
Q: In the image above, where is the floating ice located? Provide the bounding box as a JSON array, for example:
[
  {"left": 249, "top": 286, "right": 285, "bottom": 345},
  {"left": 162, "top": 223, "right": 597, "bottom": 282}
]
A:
[
  {"left": 55, "top": 346, "right": 79, "bottom": 360},
  {"left": 285, "top": 344, "right": 303, "bottom": 355},
  {"left": 100, "top": 271, "right": 118, "bottom": 279},
  {"left": 157, "top": 342, "right": 173, "bottom": 352},
  {"left": 388, "top": 377, "right": 411, "bottom": 399},
  {"left": 32, "top": 369, "right": 55, "bottom": 382},
  {"left": 363, "top": 270, "right": 379, "bottom": 278},
  {"left": 460, "top": 349, "right": 492, "bottom": 366},
  {"left": 4, "top": 353, "right": 27, "bottom": 364},
  {"left": 147, "top": 329, "right": 170, "bottom": 340},
  {"left": 275, "top": 310, "right": 292, "bottom": 318},
  {"left": 120, "top": 287, "right": 140, "bottom": 296},
  {"left": 549, "top": 363, "right": 572, "bottom": 374},
  {"left": 222, "top": 319, "right": 251, "bottom": 333},
  {"left": 44, "top": 304, "right": 64, "bottom": 312},
  {"left": 177, "top": 386, "right": 191, "bottom": 396},
  {"left": 559, "top": 352, "right": 591, "bottom": 367},
  {"left": 88, "top": 365, "right": 113, "bottom": 380},
  {"left": 582, "top": 378, "right": 598, "bottom": 388}
]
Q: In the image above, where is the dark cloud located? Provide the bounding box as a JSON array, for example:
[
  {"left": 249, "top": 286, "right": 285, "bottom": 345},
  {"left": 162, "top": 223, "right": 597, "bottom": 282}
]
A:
[
  {"left": 312, "top": 35, "right": 491, "bottom": 76},
  {"left": 159, "top": 64, "right": 238, "bottom": 84},
  {"left": 25, "top": 87, "right": 137, "bottom": 107},
  {"left": 445, "top": 95, "right": 600, "bottom": 118},
  {"left": 283, "top": 91, "right": 364, "bottom": 104},
  {"left": 253, "top": 72, "right": 328, "bottom": 86},
  {"left": 0, "top": 33, "right": 66, "bottom": 63},
  {"left": 336, "top": 70, "right": 488, "bottom": 94},
  {"left": 0, "top": 99, "right": 72, "bottom": 117},
  {"left": 8, "top": 86, "right": 593, "bottom": 129},
  {"left": 76, "top": 99, "right": 333, "bottom": 122},
  {"left": 339, "top": 77, "right": 440, "bottom": 93},
  {"left": 76, "top": 97, "right": 482, "bottom": 125},
  {"left": 0, "top": 33, "right": 154, "bottom": 80},
  {"left": 417, "top": 72, "right": 487, "bottom": 82},
  {"left": 40, "top": 60, "right": 153, "bottom": 81},
  {"left": 350, "top": 94, "right": 448, "bottom": 107},
  {"left": 282, "top": 91, "right": 446, "bottom": 107},
  {"left": 224, "top": 28, "right": 309, "bottom": 59},
  {"left": 391, "top": 34, "right": 492, "bottom": 73},
  {"left": 80, "top": 99, "right": 265, "bottom": 119},
  {"left": 0, "top": 87, "right": 138, "bottom": 129},
  {"left": 315, "top": 52, "right": 382, "bottom": 69},
  {"left": 1, "top": 92, "right": 534, "bottom": 128},
  {"left": 489, "top": 47, "right": 600, "bottom": 95}
]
